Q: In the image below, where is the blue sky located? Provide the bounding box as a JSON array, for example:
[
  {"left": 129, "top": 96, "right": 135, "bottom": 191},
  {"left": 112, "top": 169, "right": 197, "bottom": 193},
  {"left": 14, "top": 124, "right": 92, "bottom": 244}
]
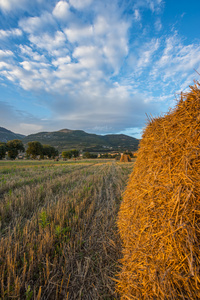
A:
[{"left": 0, "top": 0, "right": 200, "bottom": 138}]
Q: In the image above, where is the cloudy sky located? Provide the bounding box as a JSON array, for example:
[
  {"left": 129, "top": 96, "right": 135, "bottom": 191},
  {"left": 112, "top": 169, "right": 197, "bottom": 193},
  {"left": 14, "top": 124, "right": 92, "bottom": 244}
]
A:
[{"left": 0, "top": 0, "right": 200, "bottom": 138}]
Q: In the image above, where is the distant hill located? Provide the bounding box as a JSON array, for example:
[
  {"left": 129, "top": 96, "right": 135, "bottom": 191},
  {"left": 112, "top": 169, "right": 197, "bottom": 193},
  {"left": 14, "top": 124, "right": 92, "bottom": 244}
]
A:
[
  {"left": 23, "top": 129, "right": 139, "bottom": 152},
  {"left": 0, "top": 127, "right": 25, "bottom": 143}
]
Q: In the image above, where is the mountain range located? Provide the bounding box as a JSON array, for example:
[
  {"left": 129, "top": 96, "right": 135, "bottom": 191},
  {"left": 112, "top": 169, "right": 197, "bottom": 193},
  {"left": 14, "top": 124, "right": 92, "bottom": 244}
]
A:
[
  {"left": 0, "top": 127, "right": 25, "bottom": 143},
  {"left": 0, "top": 127, "right": 139, "bottom": 152}
]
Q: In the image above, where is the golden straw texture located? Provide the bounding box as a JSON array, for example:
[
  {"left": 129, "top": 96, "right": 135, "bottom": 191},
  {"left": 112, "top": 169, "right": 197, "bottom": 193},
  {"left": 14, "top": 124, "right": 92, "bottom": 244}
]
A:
[
  {"left": 117, "top": 82, "right": 200, "bottom": 299},
  {"left": 120, "top": 154, "right": 132, "bottom": 162}
]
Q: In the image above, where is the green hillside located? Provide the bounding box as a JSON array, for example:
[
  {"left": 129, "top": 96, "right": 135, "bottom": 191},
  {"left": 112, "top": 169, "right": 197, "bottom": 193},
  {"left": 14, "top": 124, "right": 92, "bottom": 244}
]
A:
[
  {"left": 0, "top": 127, "right": 25, "bottom": 143},
  {"left": 23, "top": 129, "right": 139, "bottom": 152}
]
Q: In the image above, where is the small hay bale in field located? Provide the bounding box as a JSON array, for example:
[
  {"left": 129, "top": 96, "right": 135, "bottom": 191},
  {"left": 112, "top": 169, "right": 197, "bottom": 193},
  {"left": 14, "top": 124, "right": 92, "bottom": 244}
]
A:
[
  {"left": 120, "top": 154, "right": 132, "bottom": 162},
  {"left": 117, "top": 82, "right": 200, "bottom": 299}
]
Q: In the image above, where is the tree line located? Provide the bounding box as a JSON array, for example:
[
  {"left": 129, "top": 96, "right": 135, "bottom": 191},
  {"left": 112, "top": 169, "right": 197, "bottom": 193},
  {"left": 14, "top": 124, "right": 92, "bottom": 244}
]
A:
[
  {"left": 26, "top": 141, "right": 58, "bottom": 159},
  {"left": 0, "top": 140, "right": 82, "bottom": 160},
  {"left": 0, "top": 139, "right": 135, "bottom": 160},
  {"left": 0, "top": 140, "right": 58, "bottom": 160},
  {"left": 0, "top": 139, "right": 25, "bottom": 160},
  {"left": 61, "top": 149, "right": 79, "bottom": 159}
]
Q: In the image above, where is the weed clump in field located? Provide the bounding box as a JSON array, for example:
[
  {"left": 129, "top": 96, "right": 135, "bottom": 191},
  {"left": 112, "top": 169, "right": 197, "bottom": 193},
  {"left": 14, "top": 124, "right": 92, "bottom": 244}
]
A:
[{"left": 117, "top": 82, "right": 200, "bottom": 299}]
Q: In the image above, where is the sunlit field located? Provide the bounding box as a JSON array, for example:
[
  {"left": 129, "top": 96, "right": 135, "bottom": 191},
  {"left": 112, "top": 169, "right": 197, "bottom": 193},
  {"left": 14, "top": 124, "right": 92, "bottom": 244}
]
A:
[{"left": 0, "top": 159, "right": 134, "bottom": 299}]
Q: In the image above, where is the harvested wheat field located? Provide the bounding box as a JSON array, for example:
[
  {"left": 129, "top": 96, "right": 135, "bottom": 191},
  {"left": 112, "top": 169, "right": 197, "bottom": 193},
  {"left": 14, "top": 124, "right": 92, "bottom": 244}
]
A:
[
  {"left": 117, "top": 82, "right": 200, "bottom": 299},
  {"left": 0, "top": 159, "right": 134, "bottom": 299}
]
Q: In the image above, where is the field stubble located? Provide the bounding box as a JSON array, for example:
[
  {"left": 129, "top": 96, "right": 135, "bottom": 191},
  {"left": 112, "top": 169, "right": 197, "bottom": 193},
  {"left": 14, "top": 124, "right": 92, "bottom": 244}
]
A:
[{"left": 0, "top": 159, "right": 134, "bottom": 299}]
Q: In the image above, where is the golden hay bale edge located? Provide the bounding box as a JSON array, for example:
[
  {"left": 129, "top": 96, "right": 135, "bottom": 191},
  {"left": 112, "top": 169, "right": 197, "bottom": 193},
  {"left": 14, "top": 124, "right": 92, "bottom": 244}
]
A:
[{"left": 117, "top": 82, "right": 200, "bottom": 299}]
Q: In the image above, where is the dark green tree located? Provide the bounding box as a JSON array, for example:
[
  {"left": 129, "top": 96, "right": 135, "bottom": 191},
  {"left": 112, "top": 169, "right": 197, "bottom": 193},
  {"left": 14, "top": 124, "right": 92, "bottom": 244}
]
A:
[
  {"left": 83, "top": 151, "right": 90, "bottom": 159},
  {"left": 100, "top": 153, "right": 109, "bottom": 158},
  {"left": 0, "top": 143, "right": 7, "bottom": 160},
  {"left": 62, "top": 151, "right": 72, "bottom": 159},
  {"left": 42, "top": 145, "right": 51, "bottom": 158},
  {"left": 26, "top": 141, "right": 43, "bottom": 159},
  {"left": 6, "top": 139, "right": 25, "bottom": 159},
  {"left": 43, "top": 145, "right": 58, "bottom": 158},
  {"left": 83, "top": 152, "right": 97, "bottom": 159},
  {"left": 71, "top": 149, "right": 79, "bottom": 158},
  {"left": 52, "top": 148, "right": 59, "bottom": 158}
]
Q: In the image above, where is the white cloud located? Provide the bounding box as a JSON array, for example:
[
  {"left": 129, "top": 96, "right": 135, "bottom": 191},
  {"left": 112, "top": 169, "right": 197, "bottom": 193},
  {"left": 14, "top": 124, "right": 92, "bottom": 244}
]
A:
[
  {"left": 155, "top": 18, "right": 162, "bottom": 31},
  {"left": 29, "top": 31, "right": 66, "bottom": 54},
  {"left": 93, "top": 16, "right": 109, "bottom": 36},
  {"left": 73, "top": 46, "right": 103, "bottom": 69},
  {"left": 0, "top": 49, "right": 14, "bottom": 57},
  {"left": 0, "top": 30, "right": 9, "bottom": 39},
  {"left": 148, "top": 0, "right": 163, "bottom": 12},
  {"left": 96, "top": 18, "right": 129, "bottom": 73},
  {"left": 20, "top": 61, "right": 50, "bottom": 71},
  {"left": 0, "top": 52, "right": 14, "bottom": 76},
  {"left": 137, "top": 38, "right": 160, "bottom": 69},
  {"left": 0, "top": 28, "right": 22, "bottom": 39},
  {"left": 52, "top": 56, "right": 71, "bottom": 67},
  {"left": 64, "top": 25, "right": 93, "bottom": 43},
  {"left": 0, "top": 1, "right": 131, "bottom": 96},
  {"left": 19, "top": 12, "right": 56, "bottom": 34},
  {"left": 49, "top": 79, "right": 161, "bottom": 134},
  {"left": 133, "top": 0, "right": 164, "bottom": 13},
  {"left": 69, "top": 0, "right": 93, "bottom": 10},
  {"left": 64, "top": 14, "right": 129, "bottom": 74},
  {"left": 134, "top": 9, "right": 141, "bottom": 21},
  {"left": 150, "top": 35, "right": 200, "bottom": 81},
  {"left": 0, "top": 62, "right": 11, "bottom": 69},
  {"left": 0, "top": 63, "right": 49, "bottom": 90},
  {"left": 19, "top": 123, "right": 43, "bottom": 135},
  {"left": 53, "top": 1, "right": 70, "bottom": 20},
  {"left": 0, "top": 0, "right": 27, "bottom": 12},
  {"left": 19, "top": 45, "right": 46, "bottom": 62},
  {"left": 53, "top": 63, "right": 87, "bottom": 82},
  {"left": 0, "top": 0, "right": 48, "bottom": 13}
]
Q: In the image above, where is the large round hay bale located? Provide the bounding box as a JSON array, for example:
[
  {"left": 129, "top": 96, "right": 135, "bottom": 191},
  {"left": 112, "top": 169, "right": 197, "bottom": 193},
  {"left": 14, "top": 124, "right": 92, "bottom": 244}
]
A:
[{"left": 117, "top": 82, "right": 200, "bottom": 299}]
